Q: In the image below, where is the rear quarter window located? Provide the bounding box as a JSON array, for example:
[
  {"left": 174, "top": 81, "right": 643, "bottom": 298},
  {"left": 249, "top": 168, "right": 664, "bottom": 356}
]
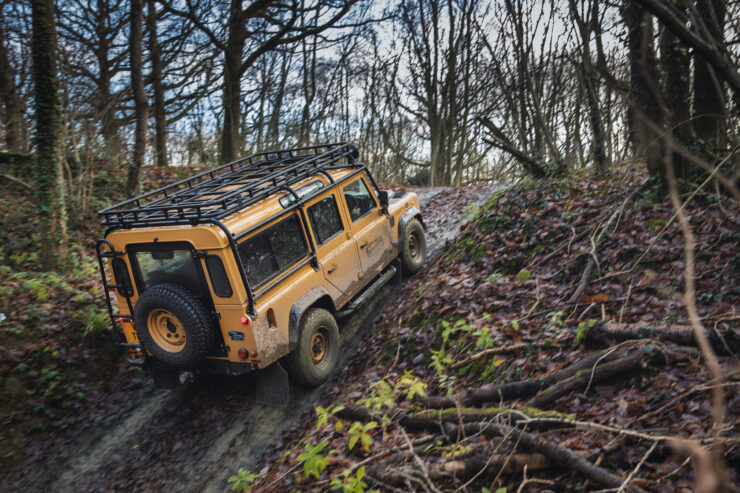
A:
[
  {"left": 238, "top": 214, "right": 308, "bottom": 288},
  {"left": 205, "top": 255, "right": 233, "bottom": 298}
]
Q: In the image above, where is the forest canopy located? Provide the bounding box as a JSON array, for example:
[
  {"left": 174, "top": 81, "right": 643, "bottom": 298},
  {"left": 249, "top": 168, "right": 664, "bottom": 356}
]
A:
[{"left": 0, "top": 0, "right": 738, "bottom": 266}]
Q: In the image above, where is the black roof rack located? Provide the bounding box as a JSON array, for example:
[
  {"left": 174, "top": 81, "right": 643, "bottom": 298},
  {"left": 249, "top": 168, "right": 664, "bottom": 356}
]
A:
[{"left": 99, "top": 143, "right": 361, "bottom": 229}]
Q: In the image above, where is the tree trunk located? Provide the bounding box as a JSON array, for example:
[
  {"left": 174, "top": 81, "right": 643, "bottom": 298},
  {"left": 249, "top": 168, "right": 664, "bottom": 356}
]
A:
[
  {"left": 584, "top": 74, "right": 608, "bottom": 175},
  {"left": 298, "top": 35, "right": 318, "bottom": 147},
  {"left": 0, "top": 16, "right": 27, "bottom": 153},
  {"left": 222, "top": 0, "right": 245, "bottom": 163},
  {"left": 267, "top": 54, "right": 290, "bottom": 147},
  {"left": 95, "top": 22, "right": 118, "bottom": 156},
  {"left": 147, "top": 0, "right": 167, "bottom": 167},
  {"left": 31, "top": 0, "right": 68, "bottom": 270},
  {"left": 126, "top": 0, "right": 148, "bottom": 197},
  {"left": 622, "top": 1, "right": 664, "bottom": 177},
  {"left": 659, "top": 0, "right": 692, "bottom": 177},
  {"left": 692, "top": 0, "right": 726, "bottom": 154}
]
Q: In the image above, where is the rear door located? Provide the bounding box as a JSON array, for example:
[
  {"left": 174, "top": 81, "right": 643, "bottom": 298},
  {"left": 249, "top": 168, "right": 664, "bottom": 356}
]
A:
[
  {"left": 306, "top": 191, "right": 361, "bottom": 298},
  {"left": 340, "top": 174, "right": 391, "bottom": 281}
]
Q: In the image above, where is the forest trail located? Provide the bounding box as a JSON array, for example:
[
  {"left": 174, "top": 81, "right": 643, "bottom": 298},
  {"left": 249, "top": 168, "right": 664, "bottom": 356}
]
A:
[{"left": 9, "top": 184, "right": 503, "bottom": 493}]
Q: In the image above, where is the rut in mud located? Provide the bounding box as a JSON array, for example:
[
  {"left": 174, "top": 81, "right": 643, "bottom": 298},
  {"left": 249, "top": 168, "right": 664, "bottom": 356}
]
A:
[{"left": 7, "top": 184, "right": 502, "bottom": 493}]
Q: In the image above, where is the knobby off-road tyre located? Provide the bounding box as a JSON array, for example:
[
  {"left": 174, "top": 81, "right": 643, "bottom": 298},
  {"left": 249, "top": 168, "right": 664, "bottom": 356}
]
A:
[
  {"left": 133, "top": 283, "right": 215, "bottom": 368},
  {"left": 287, "top": 308, "right": 340, "bottom": 387},
  {"left": 401, "top": 218, "right": 426, "bottom": 275}
]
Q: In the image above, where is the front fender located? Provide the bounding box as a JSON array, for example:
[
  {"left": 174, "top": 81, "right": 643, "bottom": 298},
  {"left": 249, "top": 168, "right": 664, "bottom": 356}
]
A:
[
  {"left": 288, "top": 286, "right": 334, "bottom": 350},
  {"left": 398, "top": 206, "right": 423, "bottom": 244}
]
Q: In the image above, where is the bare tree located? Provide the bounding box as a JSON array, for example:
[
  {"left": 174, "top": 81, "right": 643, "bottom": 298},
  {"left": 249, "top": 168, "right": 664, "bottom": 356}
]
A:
[
  {"left": 622, "top": 0, "right": 664, "bottom": 176},
  {"left": 126, "top": 0, "right": 147, "bottom": 196},
  {"left": 570, "top": 0, "right": 608, "bottom": 175},
  {"left": 0, "top": 5, "right": 28, "bottom": 153},
  {"left": 692, "top": 0, "right": 727, "bottom": 153},
  {"left": 147, "top": 0, "right": 167, "bottom": 167},
  {"left": 162, "top": 0, "right": 361, "bottom": 163},
  {"left": 57, "top": 0, "right": 129, "bottom": 155}
]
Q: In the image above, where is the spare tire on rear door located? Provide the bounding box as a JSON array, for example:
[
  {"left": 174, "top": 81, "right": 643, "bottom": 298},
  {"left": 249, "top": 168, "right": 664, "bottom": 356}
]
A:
[{"left": 133, "top": 283, "right": 215, "bottom": 368}]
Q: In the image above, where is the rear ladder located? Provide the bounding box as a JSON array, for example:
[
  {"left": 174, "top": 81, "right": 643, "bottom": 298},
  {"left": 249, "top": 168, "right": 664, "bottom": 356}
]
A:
[{"left": 95, "top": 239, "right": 145, "bottom": 365}]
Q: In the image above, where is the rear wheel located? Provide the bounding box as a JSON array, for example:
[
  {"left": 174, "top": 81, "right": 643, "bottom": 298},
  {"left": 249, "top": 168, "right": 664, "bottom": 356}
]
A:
[
  {"left": 401, "top": 218, "right": 426, "bottom": 275},
  {"left": 133, "top": 283, "right": 215, "bottom": 368},
  {"left": 287, "top": 308, "right": 340, "bottom": 386}
]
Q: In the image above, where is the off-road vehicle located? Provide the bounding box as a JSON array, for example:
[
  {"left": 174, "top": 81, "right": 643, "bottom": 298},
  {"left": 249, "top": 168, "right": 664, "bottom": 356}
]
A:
[{"left": 96, "top": 144, "right": 425, "bottom": 401}]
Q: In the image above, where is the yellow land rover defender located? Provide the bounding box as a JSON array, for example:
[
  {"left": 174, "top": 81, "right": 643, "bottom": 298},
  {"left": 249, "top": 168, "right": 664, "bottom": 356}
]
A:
[{"left": 96, "top": 144, "right": 425, "bottom": 401}]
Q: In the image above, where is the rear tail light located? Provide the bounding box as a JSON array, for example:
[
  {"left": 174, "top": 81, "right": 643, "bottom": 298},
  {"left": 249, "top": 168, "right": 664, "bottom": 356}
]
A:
[{"left": 238, "top": 348, "right": 248, "bottom": 359}]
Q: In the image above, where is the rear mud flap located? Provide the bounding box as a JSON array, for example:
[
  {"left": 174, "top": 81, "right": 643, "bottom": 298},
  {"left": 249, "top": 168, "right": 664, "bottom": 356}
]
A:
[{"left": 256, "top": 361, "right": 289, "bottom": 407}]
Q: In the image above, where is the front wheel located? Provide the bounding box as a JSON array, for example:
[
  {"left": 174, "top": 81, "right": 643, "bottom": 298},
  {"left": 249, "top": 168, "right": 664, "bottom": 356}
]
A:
[
  {"left": 401, "top": 218, "right": 426, "bottom": 275},
  {"left": 286, "top": 308, "right": 340, "bottom": 386}
]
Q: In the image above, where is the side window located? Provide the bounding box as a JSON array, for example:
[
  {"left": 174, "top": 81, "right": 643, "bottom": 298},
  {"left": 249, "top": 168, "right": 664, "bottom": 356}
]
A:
[
  {"left": 308, "top": 195, "right": 343, "bottom": 245},
  {"left": 205, "top": 255, "right": 233, "bottom": 298},
  {"left": 343, "top": 178, "right": 375, "bottom": 222},
  {"left": 238, "top": 214, "right": 308, "bottom": 288}
]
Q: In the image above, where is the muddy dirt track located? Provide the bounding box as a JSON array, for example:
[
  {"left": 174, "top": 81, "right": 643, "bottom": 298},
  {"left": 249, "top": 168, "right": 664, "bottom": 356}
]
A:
[{"left": 6, "top": 185, "right": 502, "bottom": 493}]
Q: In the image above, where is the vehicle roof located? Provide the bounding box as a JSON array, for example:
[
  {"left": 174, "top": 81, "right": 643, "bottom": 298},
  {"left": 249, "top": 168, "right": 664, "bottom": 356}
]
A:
[
  {"left": 220, "top": 167, "right": 357, "bottom": 236},
  {"left": 99, "top": 143, "right": 363, "bottom": 237},
  {"left": 105, "top": 167, "right": 361, "bottom": 249}
]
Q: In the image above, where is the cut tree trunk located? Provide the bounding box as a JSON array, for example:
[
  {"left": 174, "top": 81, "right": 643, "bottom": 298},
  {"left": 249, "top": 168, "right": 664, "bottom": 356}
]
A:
[
  {"left": 585, "top": 322, "right": 739, "bottom": 354},
  {"left": 373, "top": 453, "right": 549, "bottom": 486},
  {"left": 443, "top": 422, "right": 647, "bottom": 493},
  {"left": 423, "top": 348, "right": 618, "bottom": 409}
]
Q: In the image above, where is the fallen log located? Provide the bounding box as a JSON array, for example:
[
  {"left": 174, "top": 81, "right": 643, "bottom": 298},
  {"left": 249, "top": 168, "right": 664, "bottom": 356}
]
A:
[
  {"left": 373, "top": 452, "right": 549, "bottom": 486},
  {"left": 431, "top": 452, "right": 548, "bottom": 478},
  {"left": 336, "top": 405, "right": 573, "bottom": 432},
  {"left": 585, "top": 322, "right": 740, "bottom": 354},
  {"left": 527, "top": 344, "right": 694, "bottom": 409},
  {"left": 444, "top": 422, "right": 647, "bottom": 493},
  {"left": 423, "top": 348, "right": 619, "bottom": 408},
  {"left": 526, "top": 349, "right": 647, "bottom": 408}
]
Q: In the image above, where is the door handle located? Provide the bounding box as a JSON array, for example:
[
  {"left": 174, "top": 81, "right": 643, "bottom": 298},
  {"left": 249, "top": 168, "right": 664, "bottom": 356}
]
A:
[
  {"left": 327, "top": 265, "right": 337, "bottom": 273},
  {"left": 360, "top": 241, "right": 369, "bottom": 248}
]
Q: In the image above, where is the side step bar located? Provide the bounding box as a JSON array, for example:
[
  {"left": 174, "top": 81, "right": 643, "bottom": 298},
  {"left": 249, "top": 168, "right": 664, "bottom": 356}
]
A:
[{"left": 336, "top": 264, "right": 397, "bottom": 319}]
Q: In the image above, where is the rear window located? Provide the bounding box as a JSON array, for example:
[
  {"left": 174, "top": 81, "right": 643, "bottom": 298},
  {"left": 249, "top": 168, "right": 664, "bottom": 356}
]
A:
[
  {"left": 133, "top": 245, "right": 203, "bottom": 295},
  {"left": 238, "top": 214, "right": 308, "bottom": 288}
]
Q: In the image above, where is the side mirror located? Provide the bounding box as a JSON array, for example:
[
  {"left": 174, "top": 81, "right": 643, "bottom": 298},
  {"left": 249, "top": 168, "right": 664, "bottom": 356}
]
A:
[{"left": 378, "top": 190, "right": 390, "bottom": 209}]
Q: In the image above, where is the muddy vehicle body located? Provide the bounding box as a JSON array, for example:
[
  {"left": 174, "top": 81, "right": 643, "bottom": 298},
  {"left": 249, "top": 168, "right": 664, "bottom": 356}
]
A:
[{"left": 96, "top": 144, "right": 425, "bottom": 399}]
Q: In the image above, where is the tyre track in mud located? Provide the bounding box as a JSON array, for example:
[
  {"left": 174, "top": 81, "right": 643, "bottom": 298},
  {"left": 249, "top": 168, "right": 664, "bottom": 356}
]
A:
[{"left": 9, "top": 184, "right": 503, "bottom": 493}]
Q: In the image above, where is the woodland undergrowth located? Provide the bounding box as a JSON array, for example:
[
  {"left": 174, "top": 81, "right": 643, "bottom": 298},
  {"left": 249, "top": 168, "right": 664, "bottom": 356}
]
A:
[
  {"left": 248, "top": 169, "right": 739, "bottom": 493},
  {"left": 0, "top": 165, "right": 196, "bottom": 480}
]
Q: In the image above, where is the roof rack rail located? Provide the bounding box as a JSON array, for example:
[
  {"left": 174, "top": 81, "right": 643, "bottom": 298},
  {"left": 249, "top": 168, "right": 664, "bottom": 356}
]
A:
[{"left": 99, "top": 143, "right": 360, "bottom": 229}]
